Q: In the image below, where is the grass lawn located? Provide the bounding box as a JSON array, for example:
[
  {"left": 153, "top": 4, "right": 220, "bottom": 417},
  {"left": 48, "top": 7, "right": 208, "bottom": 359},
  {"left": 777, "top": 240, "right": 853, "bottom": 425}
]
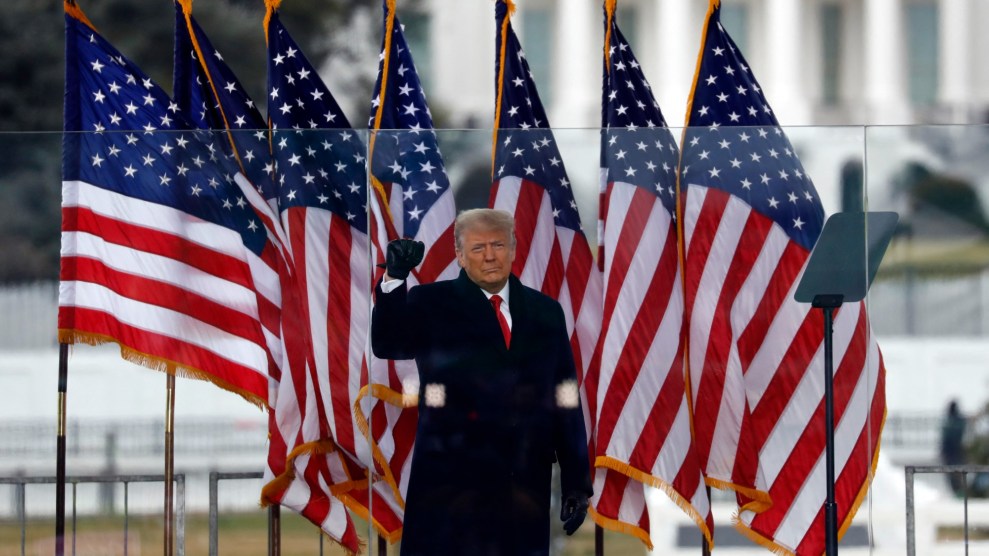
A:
[{"left": 1, "top": 512, "right": 647, "bottom": 555}]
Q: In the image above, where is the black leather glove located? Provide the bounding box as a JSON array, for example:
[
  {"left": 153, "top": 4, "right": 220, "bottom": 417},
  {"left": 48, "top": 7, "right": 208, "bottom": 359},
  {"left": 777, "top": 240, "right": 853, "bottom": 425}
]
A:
[
  {"left": 380, "top": 238, "right": 424, "bottom": 280},
  {"left": 560, "top": 491, "right": 589, "bottom": 536}
]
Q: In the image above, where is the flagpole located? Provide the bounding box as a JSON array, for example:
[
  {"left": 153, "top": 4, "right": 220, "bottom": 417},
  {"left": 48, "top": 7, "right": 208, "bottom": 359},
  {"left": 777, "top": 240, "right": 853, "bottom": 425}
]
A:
[
  {"left": 164, "top": 373, "right": 176, "bottom": 556},
  {"left": 55, "top": 343, "right": 69, "bottom": 556},
  {"left": 702, "top": 486, "right": 712, "bottom": 555},
  {"left": 268, "top": 505, "right": 281, "bottom": 556},
  {"left": 594, "top": 524, "right": 603, "bottom": 556}
]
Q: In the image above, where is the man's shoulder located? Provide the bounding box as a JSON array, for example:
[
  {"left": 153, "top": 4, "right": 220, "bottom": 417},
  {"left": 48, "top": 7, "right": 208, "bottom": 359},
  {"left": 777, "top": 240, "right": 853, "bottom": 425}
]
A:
[
  {"left": 408, "top": 278, "right": 460, "bottom": 299},
  {"left": 512, "top": 278, "right": 564, "bottom": 312},
  {"left": 517, "top": 283, "right": 555, "bottom": 305}
]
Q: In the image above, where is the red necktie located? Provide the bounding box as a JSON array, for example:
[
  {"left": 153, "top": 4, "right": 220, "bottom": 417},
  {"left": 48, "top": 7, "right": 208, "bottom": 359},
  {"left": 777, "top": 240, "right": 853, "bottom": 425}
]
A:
[{"left": 490, "top": 295, "right": 511, "bottom": 348}]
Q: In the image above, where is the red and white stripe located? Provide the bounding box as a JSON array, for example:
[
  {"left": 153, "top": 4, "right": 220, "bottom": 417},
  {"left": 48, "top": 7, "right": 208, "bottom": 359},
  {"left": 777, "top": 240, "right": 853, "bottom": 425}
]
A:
[
  {"left": 59, "top": 179, "right": 280, "bottom": 405},
  {"left": 262, "top": 268, "right": 364, "bottom": 554},
  {"left": 489, "top": 176, "right": 602, "bottom": 384},
  {"left": 263, "top": 434, "right": 362, "bottom": 551},
  {"left": 590, "top": 179, "right": 712, "bottom": 546},
  {"left": 683, "top": 184, "right": 885, "bottom": 555},
  {"left": 281, "top": 205, "right": 373, "bottom": 467},
  {"left": 349, "top": 182, "right": 424, "bottom": 534},
  {"left": 384, "top": 182, "right": 459, "bottom": 285},
  {"left": 262, "top": 200, "right": 382, "bottom": 552}
]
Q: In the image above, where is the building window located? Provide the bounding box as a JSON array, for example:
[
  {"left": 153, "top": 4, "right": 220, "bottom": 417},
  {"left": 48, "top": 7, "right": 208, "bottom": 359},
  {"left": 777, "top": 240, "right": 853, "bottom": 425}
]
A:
[
  {"left": 820, "top": 3, "right": 843, "bottom": 106},
  {"left": 401, "top": 12, "right": 432, "bottom": 94},
  {"left": 521, "top": 7, "right": 553, "bottom": 106},
  {"left": 720, "top": 4, "right": 749, "bottom": 56},
  {"left": 906, "top": 2, "right": 939, "bottom": 105}
]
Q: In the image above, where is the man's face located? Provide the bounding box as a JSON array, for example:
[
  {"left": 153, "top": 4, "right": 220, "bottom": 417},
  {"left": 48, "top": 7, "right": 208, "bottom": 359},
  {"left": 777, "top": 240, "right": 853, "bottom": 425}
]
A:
[{"left": 456, "top": 226, "right": 516, "bottom": 294}]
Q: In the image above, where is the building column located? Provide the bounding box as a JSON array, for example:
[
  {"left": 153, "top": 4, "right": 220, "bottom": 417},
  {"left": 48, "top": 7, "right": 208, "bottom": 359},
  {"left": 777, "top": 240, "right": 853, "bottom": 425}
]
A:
[
  {"left": 763, "top": 0, "right": 811, "bottom": 124},
  {"left": 655, "top": 0, "right": 696, "bottom": 128},
  {"left": 939, "top": 0, "right": 971, "bottom": 122},
  {"left": 551, "top": 0, "right": 598, "bottom": 128},
  {"left": 864, "top": 0, "right": 910, "bottom": 123},
  {"left": 430, "top": 0, "right": 493, "bottom": 127}
]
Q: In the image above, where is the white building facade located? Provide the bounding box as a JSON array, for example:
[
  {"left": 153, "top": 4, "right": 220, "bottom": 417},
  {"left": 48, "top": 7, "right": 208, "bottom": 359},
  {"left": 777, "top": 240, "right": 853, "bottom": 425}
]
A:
[{"left": 402, "top": 0, "right": 989, "bottom": 129}]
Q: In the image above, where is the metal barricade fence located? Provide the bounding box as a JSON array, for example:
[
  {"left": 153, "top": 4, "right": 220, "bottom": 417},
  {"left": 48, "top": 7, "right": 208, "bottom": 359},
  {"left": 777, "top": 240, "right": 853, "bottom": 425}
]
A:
[
  {"left": 208, "top": 471, "right": 330, "bottom": 556},
  {"left": 905, "top": 464, "right": 989, "bottom": 556},
  {"left": 0, "top": 473, "right": 185, "bottom": 556},
  {"left": 209, "top": 471, "right": 262, "bottom": 556},
  {"left": 1, "top": 471, "right": 337, "bottom": 556}
]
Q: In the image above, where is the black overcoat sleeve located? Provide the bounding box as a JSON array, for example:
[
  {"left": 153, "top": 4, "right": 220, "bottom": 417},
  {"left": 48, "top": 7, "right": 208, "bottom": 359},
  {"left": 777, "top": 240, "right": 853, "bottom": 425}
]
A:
[
  {"left": 550, "top": 302, "right": 593, "bottom": 499},
  {"left": 370, "top": 278, "right": 422, "bottom": 361}
]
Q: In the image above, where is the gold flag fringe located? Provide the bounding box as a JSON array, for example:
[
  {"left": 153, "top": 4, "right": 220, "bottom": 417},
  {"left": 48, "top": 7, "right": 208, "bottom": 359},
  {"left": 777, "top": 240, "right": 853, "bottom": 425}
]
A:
[
  {"left": 588, "top": 505, "right": 653, "bottom": 550},
  {"left": 705, "top": 475, "right": 772, "bottom": 514},
  {"left": 603, "top": 0, "right": 617, "bottom": 76},
  {"left": 490, "top": 0, "right": 516, "bottom": 179},
  {"left": 58, "top": 329, "right": 266, "bottom": 409},
  {"left": 367, "top": 0, "right": 399, "bottom": 223},
  {"left": 263, "top": 0, "right": 282, "bottom": 43},
  {"left": 260, "top": 438, "right": 361, "bottom": 504},
  {"left": 351, "top": 383, "right": 416, "bottom": 511},
  {"left": 260, "top": 437, "right": 374, "bottom": 554},
  {"left": 730, "top": 409, "right": 886, "bottom": 554},
  {"left": 594, "top": 455, "right": 714, "bottom": 550},
  {"left": 338, "top": 490, "right": 404, "bottom": 545},
  {"left": 64, "top": 0, "right": 98, "bottom": 32}
]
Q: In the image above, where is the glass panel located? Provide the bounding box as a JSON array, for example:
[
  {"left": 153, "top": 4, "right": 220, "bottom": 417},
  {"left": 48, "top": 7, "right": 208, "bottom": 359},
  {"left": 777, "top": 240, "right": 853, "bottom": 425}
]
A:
[
  {"left": 867, "top": 124, "right": 989, "bottom": 553},
  {"left": 6, "top": 124, "right": 989, "bottom": 553}
]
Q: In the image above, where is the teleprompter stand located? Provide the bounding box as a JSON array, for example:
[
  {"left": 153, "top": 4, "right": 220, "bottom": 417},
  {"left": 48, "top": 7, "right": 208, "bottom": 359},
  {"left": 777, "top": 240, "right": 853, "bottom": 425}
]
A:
[{"left": 794, "top": 211, "right": 898, "bottom": 556}]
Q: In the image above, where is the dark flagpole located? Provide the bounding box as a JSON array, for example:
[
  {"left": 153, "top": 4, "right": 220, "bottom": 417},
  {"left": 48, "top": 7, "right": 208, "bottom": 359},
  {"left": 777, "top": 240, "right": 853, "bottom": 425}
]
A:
[
  {"left": 56, "top": 343, "right": 69, "bottom": 556},
  {"left": 818, "top": 301, "right": 840, "bottom": 556},
  {"left": 702, "top": 486, "right": 712, "bottom": 555},
  {"left": 164, "top": 373, "right": 176, "bottom": 556},
  {"left": 594, "top": 524, "right": 603, "bottom": 556},
  {"left": 268, "top": 505, "right": 281, "bottom": 556}
]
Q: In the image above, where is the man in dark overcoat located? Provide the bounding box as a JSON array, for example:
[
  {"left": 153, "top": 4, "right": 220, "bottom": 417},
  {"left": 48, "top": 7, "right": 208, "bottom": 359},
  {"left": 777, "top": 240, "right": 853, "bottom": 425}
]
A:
[{"left": 371, "top": 208, "right": 592, "bottom": 556}]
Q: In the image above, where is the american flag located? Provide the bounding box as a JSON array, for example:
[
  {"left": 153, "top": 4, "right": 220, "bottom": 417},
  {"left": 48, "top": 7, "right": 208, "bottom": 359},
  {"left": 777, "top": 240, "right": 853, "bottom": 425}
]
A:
[
  {"left": 368, "top": 2, "right": 457, "bottom": 285},
  {"left": 360, "top": 0, "right": 460, "bottom": 538},
  {"left": 589, "top": 4, "right": 711, "bottom": 548},
  {"left": 60, "top": 2, "right": 281, "bottom": 408},
  {"left": 680, "top": 2, "right": 885, "bottom": 554},
  {"left": 173, "top": 0, "right": 276, "bottom": 206},
  {"left": 490, "top": 0, "right": 601, "bottom": 413},
  {"left": 259, "top": 8, "right": 368, "bottom": 551},
  {"left": 171, "top": 1, "right": 290, "bottom": 324}
]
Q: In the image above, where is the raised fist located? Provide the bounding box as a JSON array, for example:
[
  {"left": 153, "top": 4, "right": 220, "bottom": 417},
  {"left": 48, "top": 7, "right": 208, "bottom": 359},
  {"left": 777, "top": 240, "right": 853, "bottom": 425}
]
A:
[{"left": 382, "top": 238, "right": 425, "bottom": 280}]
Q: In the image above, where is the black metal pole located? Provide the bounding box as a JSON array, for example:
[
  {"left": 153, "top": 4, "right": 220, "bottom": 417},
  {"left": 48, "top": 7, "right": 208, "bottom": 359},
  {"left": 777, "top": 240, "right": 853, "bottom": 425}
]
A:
[
  {"left": 164, "top": 373, "right": 176, "bottom": 556},
  {"left": 822, "top": 305, "right": 838, "bottom": 556},
  {"left": 378, "top": 534, "right": 387, "bottom": 556},
  {"left": 595, "top": 524, "right": 603, "bottom": 556},
  {"left": 702, "top": 485, "right": 712, "bottom": 556},
  {"left": 269, "top": 504, "right": 281, "bottom": 556},
  {"left": 56, "top": 343, "right": 69, "bottom": 556}
]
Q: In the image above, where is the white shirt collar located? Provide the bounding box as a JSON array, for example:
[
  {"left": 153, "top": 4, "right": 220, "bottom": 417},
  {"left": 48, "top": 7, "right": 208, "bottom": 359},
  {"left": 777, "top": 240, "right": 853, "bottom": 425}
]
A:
[{"left": 481, "top": 282, "right": 510, "bottom": 305}]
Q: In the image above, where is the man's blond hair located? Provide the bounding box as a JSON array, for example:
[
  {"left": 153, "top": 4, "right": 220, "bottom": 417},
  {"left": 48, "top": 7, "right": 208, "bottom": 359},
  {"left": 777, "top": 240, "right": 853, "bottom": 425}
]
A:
[{"left": 454, "top": 208, "right": 516, "bottom": 251}]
